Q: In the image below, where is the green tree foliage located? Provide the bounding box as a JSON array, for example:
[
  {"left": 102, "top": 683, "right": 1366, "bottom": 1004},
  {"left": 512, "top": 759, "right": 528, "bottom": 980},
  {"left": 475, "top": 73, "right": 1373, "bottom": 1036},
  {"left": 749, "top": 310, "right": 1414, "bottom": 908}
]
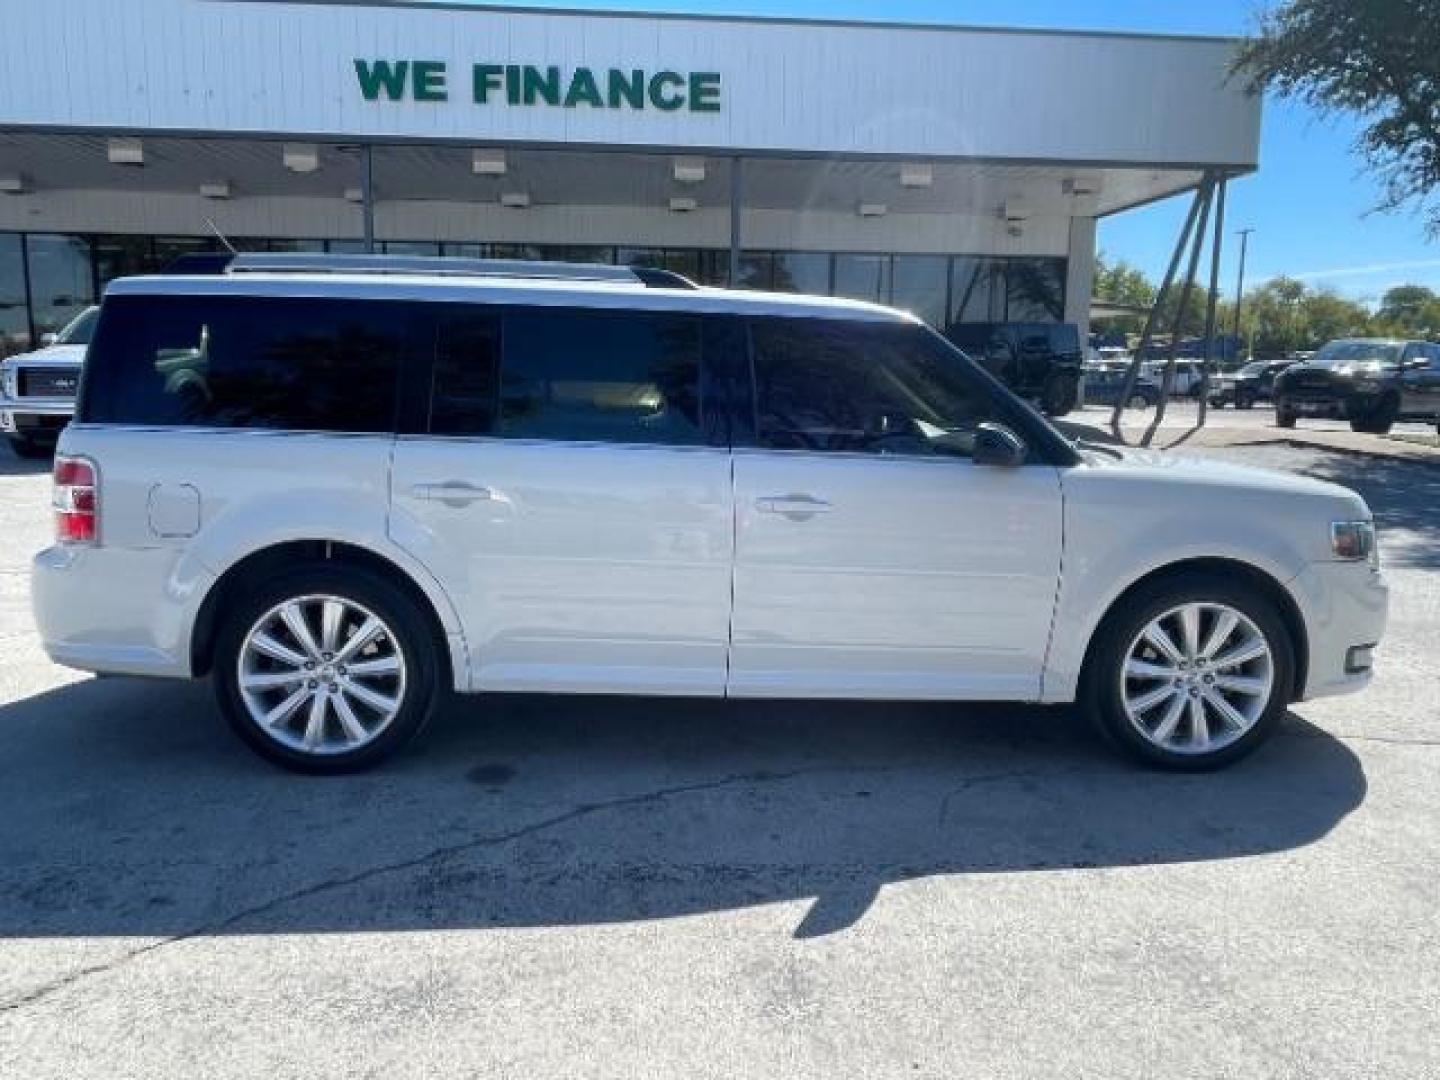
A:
[
  {"left": 1093, "top": 254, "right": 1157, "bottom": 334},
  {"left": 1374, "top": 284, "right": 1440, "bottom": 334},
  {"left": 1097, "top": 257, "right": 1388, "bottom": 356},
  {"left": 1234, "top": 1, "right": 1440, "bottom": 232}
]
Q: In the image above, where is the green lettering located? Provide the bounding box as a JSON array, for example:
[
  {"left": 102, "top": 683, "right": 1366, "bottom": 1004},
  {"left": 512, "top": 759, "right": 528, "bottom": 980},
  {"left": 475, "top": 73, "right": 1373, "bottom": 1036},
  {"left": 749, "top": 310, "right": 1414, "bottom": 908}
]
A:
[
  {"left": 472, "top": 64, "right": 504, "bottom": 104},
  {"left": 564, "top": 67, "right": 604, "bottom": 108},
  {"left": 648, "top": 71, "right": 685, "bottom": 111},
  {"left": 607, "top": 68, "right": 646, "bottom": 109},
  {"left": 688, "top": 72, "right": 720, "bottom": 113},
  {"left": 506, "top": 65, "right": 521, "bottom": 104},
  {"left": 354, "top": 59, "right": 409, "bottom": 102},
  {"left": 522, "top": 65, "right": 561, "bottom": 105},
  {"left": 412, "top": 60, "right": 447, "bottom": 102}
]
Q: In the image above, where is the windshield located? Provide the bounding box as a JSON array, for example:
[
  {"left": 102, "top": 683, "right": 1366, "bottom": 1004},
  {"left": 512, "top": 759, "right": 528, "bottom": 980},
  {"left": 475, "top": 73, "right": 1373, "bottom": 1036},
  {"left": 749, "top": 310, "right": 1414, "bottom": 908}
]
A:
[
  {"left": 55, "top": 306, "right": 99, "bottom": 346},
  {"left": 1311, "top": 341, "right": 1402, "bottom": 368}
]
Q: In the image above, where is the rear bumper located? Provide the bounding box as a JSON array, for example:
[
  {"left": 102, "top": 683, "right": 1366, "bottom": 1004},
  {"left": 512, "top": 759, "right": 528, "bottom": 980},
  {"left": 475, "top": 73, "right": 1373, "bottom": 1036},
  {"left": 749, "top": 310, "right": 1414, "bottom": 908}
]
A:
[
  {"left": 1288, "top": 560, "right": 1389, "bottom": 700},
  {"left": 32, "top": 543, "right": 209, "bottom": 679}
]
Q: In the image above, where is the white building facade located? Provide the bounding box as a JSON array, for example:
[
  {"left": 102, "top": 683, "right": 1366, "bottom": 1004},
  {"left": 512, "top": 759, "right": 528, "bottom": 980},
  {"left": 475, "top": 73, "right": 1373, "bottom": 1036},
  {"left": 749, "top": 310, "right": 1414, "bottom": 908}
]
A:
[{"left": 0, "top": 0, "right": 1261, "bottom": 354}]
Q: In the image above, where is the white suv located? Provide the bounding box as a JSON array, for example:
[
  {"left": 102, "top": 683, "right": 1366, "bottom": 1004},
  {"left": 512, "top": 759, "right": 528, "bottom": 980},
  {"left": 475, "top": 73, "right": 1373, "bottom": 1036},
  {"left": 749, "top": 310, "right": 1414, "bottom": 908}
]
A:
[{"left": 33, "top": 255, "right": 1388, "bottom": 773}]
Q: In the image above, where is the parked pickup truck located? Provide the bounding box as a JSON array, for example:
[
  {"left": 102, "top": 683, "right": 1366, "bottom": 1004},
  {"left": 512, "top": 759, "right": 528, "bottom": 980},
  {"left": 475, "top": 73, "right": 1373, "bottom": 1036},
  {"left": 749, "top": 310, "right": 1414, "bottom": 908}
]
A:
[{"left": 0, "top": 306, "right": 97, "bottom": 458}]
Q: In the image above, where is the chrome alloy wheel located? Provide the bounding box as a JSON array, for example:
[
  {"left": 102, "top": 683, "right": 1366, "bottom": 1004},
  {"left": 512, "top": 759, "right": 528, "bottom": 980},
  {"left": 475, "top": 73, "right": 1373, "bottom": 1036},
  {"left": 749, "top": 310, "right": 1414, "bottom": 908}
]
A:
[
  {"left": 1119, "top": 602, "right": 1275, "bottom": 756},
  {"left": 237, "top": 594, "right": 408, "bottom": 756}
]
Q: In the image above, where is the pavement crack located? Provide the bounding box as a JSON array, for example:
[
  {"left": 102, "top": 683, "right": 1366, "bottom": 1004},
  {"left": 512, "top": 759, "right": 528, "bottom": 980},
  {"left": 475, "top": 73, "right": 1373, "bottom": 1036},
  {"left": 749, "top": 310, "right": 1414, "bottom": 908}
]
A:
[{"left": 2, "top": 758, "right": 1017, "bottom": 1017}]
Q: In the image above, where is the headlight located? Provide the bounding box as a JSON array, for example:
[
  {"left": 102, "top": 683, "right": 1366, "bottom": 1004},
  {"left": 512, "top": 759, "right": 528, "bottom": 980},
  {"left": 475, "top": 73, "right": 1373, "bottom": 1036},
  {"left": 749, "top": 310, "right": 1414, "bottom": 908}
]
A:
[{"left": 1332, "top": 520, "right": 1378, "bottom": 567}]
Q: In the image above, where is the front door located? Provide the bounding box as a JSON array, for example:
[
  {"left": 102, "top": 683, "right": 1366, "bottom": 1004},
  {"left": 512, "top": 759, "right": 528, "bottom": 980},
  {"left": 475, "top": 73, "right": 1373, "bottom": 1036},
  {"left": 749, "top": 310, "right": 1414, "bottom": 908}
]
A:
[
  {"left": 727, "top": 316, "right": 1064, "bottom": 700},
  {"left": 390, "top": 303, "right": 733, "bottom": 695}
]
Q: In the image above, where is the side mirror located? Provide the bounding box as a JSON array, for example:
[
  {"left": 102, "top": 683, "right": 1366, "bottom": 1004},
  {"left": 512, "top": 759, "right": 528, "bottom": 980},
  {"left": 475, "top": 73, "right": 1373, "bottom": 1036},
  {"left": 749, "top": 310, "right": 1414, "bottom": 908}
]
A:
[
  {"left": 973, "top": 422, "right": 1028, "bottom": 467},
  {"left": 39, "top": 332, "right": 58, "bottom": 347}
]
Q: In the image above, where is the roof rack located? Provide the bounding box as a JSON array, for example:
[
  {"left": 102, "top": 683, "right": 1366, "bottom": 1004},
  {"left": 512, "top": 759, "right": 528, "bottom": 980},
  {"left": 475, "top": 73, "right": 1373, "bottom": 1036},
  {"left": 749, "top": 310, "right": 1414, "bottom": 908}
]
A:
[{"left": 219, "top": 252, "right": 698, "bottom": 289}]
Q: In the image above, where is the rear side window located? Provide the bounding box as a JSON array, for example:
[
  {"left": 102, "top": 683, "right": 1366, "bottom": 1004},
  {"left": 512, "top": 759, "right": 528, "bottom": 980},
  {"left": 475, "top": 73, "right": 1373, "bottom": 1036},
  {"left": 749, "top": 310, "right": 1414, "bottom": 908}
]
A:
[
  {"left": 82, "top": 295, "right": 409, "bottom": 432},
  {"left": 429, "top": 306, "right": 704, "bottom": 445}
]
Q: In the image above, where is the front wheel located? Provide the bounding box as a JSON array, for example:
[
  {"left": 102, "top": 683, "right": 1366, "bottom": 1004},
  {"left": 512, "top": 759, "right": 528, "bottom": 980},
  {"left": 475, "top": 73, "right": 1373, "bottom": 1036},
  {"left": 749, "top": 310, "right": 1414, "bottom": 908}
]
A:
[
  {"left": 1275, "top": 401, "right": 1297, "bottom": 428},
  {"left": 213, "top": 563, "right": 441, "bottom": 773},
  {"left": 1040, "top": 373, "right": 1078, "bottom": 417},
  {"left": 1236, "top": 390, "right": 1255, "bottom": 410},
  {"left": 1083, "top": 574, "right": 1293, "bottom": 771}
]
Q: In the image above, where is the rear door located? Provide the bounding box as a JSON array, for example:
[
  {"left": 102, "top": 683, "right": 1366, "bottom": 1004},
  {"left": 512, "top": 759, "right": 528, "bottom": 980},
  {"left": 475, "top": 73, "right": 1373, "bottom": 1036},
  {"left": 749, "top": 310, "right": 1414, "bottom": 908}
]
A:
[
  {"left": 389, "top": 302, "right": 734, "bottom": 695},
  {"left": 727, "top": 317, "right": 1064, "bottom": 701}
]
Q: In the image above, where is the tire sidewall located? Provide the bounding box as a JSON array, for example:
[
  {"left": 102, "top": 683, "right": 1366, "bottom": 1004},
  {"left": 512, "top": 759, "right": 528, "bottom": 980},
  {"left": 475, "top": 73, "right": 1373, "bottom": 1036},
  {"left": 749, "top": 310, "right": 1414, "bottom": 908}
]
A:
[
  {"left": 213, "top": 563, "right": 441, "bottom": 773},
  {"left": 1084, "top": 574, "right": 1294, "bottom": 771}
]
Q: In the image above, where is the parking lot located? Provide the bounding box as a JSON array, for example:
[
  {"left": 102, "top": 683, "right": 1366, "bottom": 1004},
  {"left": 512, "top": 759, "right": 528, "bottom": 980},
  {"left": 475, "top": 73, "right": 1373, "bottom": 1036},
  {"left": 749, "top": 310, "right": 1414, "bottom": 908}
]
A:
[{"left": 1, "top": 429, "right": 1437, "bottom": 1078}]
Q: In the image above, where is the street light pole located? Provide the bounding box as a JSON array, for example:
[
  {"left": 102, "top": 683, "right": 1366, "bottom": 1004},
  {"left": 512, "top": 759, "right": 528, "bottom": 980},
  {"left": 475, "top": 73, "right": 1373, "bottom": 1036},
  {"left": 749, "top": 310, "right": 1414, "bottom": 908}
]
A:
[{"left": 1233, "top": 227, "right": 1254, "bottom": 361}]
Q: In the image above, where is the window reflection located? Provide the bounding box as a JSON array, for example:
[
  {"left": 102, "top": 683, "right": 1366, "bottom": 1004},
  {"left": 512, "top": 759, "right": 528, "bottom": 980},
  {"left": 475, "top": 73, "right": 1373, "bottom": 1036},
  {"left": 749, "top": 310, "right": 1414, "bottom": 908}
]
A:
[
  {"left": 0, "top": 234, "right": 28, "bottom": 358},
  {"left": 833, "top": 254, "right": 891, "bottom": 304}
]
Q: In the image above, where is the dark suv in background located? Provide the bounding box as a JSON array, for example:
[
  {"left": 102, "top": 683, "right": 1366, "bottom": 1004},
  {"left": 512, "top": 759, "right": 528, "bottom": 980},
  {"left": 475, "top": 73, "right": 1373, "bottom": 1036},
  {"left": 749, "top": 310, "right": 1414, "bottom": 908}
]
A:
[
  {"left": 946, "top": 322, "right": 1082, "bottom": 416},
  {"left": 1274, "top": 338, "right": 1440, "bottom": 433},
  {"left": 1209, "top": 359, "right": 1293, "bottom": 409}
]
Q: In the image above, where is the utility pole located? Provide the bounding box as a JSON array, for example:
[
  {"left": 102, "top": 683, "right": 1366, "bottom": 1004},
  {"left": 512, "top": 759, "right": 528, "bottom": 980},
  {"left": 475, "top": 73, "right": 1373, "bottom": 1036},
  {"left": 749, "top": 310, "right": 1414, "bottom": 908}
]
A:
[{"left": 1233, "top": 227, "right": 1254, "bottom": 362}]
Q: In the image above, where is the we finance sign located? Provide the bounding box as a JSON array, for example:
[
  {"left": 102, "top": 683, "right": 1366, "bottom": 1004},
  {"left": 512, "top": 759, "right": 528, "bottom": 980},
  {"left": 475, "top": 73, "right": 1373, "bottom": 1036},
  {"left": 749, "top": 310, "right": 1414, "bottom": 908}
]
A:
[{"left": 354, "top": 60, "right": 722, "bottom": 113}]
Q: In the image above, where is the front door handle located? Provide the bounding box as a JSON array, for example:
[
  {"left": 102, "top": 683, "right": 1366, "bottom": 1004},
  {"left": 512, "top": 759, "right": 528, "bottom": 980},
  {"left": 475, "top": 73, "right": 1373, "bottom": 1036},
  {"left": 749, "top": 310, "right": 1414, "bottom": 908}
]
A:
[
  {"left": 756, "top": 494, "right": 833, "bottom": 519},
  {"left": 410, "top": 480, "right": 494, "bottom": 506}
]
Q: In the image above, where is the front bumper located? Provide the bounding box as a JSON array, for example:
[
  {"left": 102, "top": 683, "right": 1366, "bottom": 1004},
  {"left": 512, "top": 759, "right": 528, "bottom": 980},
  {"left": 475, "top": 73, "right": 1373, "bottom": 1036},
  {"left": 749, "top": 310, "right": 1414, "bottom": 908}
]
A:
[
  {"left": 0, "top": 396, "right": 75, "bottom": 433},
  {"left": 1288, "top": 559, "right": 1389, "bottom": 700}
]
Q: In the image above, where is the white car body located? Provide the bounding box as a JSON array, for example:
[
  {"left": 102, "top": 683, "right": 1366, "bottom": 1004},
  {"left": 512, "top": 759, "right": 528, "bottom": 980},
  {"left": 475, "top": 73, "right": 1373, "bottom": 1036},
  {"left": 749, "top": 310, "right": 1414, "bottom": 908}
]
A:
[{"left": 30, "top": 262, "right": 1388, "bottom": 767}]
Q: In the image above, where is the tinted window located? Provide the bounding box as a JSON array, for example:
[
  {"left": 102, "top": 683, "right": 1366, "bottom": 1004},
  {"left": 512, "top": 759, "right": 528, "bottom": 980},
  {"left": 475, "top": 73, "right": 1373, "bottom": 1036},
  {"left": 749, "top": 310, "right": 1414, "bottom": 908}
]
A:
[
  {"left": 429, "top": 310, "right": 501, "bottom": 435},
  {"left": 749, "top": 318, "right": 1001, "bottom": 458},
  {"left": 56, "top": 307, "right": 99, "bottom": 345},
  {"left": 454, "top": 308, "right": 703, "bottom": 445},
  {"left": 82, "top": 295, "right": 408, "bottom": 431}
]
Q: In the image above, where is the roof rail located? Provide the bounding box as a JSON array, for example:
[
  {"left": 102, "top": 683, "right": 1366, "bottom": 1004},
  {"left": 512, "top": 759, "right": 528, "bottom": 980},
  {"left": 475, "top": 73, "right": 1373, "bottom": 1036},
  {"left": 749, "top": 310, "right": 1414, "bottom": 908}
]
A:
[{"left": 223, "top": 252, "right": 698, "bottom": 288}]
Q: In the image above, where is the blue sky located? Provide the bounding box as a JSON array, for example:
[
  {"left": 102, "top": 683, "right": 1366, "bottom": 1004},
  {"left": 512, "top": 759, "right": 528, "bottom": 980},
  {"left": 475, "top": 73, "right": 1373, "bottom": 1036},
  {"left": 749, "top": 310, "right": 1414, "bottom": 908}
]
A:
[{"left": 439, "top": 0, "right": 1440, "bottom": 304}]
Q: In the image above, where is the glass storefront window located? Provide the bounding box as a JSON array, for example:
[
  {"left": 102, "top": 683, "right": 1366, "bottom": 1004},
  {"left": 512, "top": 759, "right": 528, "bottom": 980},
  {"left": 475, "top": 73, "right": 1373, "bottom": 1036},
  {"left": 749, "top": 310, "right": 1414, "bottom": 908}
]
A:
[
  {"left": 153, "top": 236, "right": 221, "bottom": 272},
  {"left": 541, "top": 245, "right": 614, "bottom": 264},
  {"left": 891, "top": 255, "right": 948, "bottom": 327},
  {"left": 772, "top": 252, "right": 830, "bottom": 296},
  {"left": 948, "top": 256, "right": 1004, "bottom": 327},
  {"left": 326, "top": 239, "right": 368, "bottom": 254},
  {"left": 383, "top": 241, "right": 442, "bottom": 256},
  {"left": 264, "top": 238, "right": 327, "bottom": 253},
  {"left": 1005, "top": 257, "right": 1066, "bottom": 321},
  {"left": 0, "top": 234, "right": 28, "bottom": 358},
  {"left": 93, "top": 235, "right": 159, "bottom": 290},
  {"left": 25, "top": 234, "right": 96, "bottom": 341},
  {"left": 736, "top": 251, "right": 774, "bottom": 290},
  {"left": 833, "top": 254, "right": 891, "bottom": 304}
]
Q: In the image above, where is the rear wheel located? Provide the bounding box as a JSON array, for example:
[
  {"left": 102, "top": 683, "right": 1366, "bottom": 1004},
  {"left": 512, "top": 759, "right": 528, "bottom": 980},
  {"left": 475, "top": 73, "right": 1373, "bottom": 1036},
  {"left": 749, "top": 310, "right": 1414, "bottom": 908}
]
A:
[
  {"left": 213, "top": 564, "right": 441, "bottom": 773},
  {"left": 1128, "top": 392, "right": 1153, "bottom": 410},
  {"left": 1236, "top": 389, "right": 1255, "bottom": 410},
  {"left": 1083, "top": 574, "right": 1293, "bottom": 771},
  {"left": 1275, "top": 400, "right": 1297, "bottom": 428}
]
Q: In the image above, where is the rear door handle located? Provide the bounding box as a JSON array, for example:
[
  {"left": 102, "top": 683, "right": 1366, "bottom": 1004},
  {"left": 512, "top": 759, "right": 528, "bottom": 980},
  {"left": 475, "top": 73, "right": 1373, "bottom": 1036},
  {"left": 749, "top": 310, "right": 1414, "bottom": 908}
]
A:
[
  {"left": 410, "top": 481, "right": 494, "bottom": 505},
  {"left": 755, "top": 494, "right": 833, "bottom": 518}
]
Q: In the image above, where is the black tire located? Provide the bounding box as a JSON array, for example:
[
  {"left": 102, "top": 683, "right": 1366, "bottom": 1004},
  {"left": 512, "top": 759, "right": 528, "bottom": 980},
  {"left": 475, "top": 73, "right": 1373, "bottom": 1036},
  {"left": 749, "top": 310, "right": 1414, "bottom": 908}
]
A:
[
  {"left": 1082, "top": 572, "right": 1294, "bottom": 771},
  {"left": 1127, "top": 392, "right": 1153, "bottom": 410},
  {"left": 6, "top": 433, "right": 52, "bottom": 459},
  {"left": 1275, "top": 401, "right": 1297, "bottom": 428},
  {"left": 1236, "top": 390, "right": 1254, "bottom": 410},
  {"left": 213, "top": 562, "right": 442, "bottom": 773},
  {"left": 1041, "top": 373, "right": 1079, "bottom": 417},
  {"left": 1349, "top": 395, "right": 1397, "bottom": 435}
]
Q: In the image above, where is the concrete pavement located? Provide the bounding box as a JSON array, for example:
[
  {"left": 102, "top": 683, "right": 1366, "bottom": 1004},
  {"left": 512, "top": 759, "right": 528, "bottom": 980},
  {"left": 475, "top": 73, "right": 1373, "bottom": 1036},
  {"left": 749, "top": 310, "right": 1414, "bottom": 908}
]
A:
[{"left": 0, "top": 434, "right": 1436, "bottom": 1079}]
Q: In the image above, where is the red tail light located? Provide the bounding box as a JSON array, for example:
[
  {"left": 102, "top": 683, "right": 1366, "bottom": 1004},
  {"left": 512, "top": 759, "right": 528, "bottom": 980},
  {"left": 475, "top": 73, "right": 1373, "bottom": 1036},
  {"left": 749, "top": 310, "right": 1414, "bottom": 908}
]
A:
[{"left": 53, "top": 456, "right": 98, "bottom": 544}]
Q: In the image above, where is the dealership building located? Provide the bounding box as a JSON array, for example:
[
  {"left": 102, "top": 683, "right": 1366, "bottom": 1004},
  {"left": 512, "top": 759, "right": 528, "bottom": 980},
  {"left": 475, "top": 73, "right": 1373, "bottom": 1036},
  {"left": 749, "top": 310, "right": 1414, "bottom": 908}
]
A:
[{"left": 0, "top": 0, "right": 1261, "bottom": 356}]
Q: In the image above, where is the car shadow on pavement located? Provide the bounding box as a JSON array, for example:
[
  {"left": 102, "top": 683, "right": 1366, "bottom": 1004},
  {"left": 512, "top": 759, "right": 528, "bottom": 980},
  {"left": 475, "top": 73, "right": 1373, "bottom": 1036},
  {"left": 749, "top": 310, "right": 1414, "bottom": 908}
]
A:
[
  {"left": 0, "top": 677, "right": 1366, "bottom": 941},
  {"left": 0, "top": 447, "right": 51, "bottom": 476}
]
